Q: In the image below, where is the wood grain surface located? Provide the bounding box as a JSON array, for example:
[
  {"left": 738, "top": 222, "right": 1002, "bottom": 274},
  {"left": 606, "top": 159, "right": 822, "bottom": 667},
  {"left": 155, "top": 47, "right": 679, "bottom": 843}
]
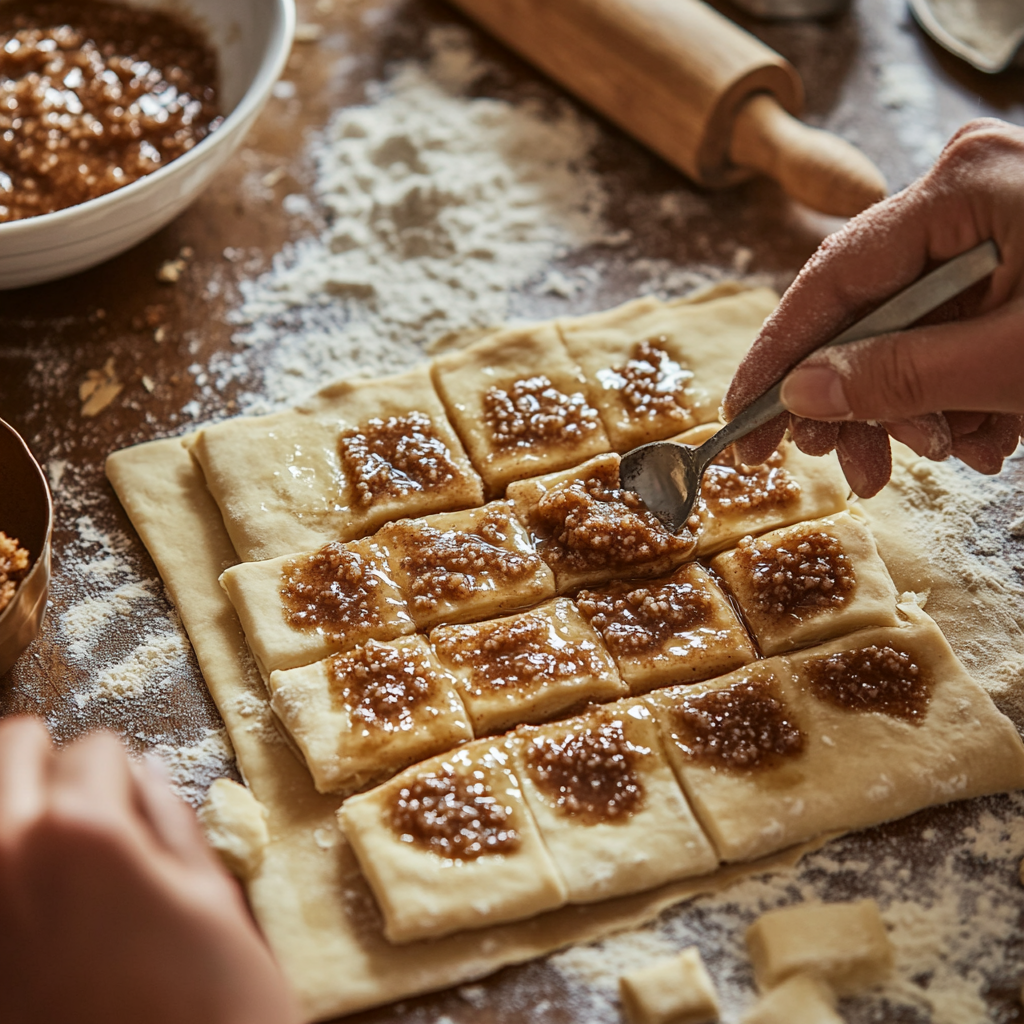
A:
[{"left": 1, "top": 1, "right": 1023, "bottom": 1021}]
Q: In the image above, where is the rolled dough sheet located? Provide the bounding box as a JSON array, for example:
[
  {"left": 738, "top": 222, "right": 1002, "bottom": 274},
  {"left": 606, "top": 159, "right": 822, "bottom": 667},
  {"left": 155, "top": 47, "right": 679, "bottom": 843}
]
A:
[{"left": 106, "top": 436, "right": 830, "bottom": 1021}]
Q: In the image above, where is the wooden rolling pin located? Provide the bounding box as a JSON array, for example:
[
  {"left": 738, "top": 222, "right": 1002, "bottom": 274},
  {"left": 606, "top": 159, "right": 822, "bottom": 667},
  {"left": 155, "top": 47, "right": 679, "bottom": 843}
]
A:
[{"left": 447, "top": 0, "right": 887, "bottom": 217}]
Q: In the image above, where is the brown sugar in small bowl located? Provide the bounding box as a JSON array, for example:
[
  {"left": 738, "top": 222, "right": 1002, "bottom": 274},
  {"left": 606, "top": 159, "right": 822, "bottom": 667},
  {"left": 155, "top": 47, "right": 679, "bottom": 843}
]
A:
[{"left": 0, "top": 419, "right": 53, "bottom": 677}]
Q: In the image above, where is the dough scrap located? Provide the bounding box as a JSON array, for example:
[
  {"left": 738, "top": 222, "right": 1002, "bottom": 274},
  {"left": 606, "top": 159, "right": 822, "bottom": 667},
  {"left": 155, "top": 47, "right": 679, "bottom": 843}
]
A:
[
  {"left": 198, "top": 778, "right": 270, "bottom": 880},
  {"left": 740, "top": 974, "right": 841, "bottom": 1024},
  {"left": 618, "top": 945, "right": 721, "bottom": 1024},
  {"left": 745, "top": 899, "right": 892, "bottom": 995}
]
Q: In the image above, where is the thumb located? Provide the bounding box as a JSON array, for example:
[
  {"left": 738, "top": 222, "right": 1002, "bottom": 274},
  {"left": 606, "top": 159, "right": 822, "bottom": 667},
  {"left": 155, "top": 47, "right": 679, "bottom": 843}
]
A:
[{"left": 779, "top": 302, "right": 1024, "bottom": 423}]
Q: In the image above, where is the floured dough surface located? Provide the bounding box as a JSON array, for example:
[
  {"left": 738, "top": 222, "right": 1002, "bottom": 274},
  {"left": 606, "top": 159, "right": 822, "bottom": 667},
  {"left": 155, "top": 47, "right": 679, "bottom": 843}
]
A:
[{"left": 104, "top": 288, "right": 1024, "bottom": 1021}]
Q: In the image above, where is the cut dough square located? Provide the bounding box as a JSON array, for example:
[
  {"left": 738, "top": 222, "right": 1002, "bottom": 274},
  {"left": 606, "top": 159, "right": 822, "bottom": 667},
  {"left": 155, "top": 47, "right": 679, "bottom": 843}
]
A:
[
  {"left": 557, "top": 286, "right": 778, "bottom": 452},
  {"left": 619, "top": 946, "right": 721, "bottom": 1024},
  {"left": 337, "top": 739, "right": 568, "bottom": 943},
  {"left": 745, "top": 899, "right": 892, "bottom": 995},
  {"left": 507, "top": 453, "right": 698, "bottom": 592},
  {"left": 430, "top": 598, "right": 626, "bottom": 735},
  {"left": 431, "top": 322, "right": 610, "bottom": 494},
  {"left": 646, "top": 606, "right": 1024, "bottom": 862},
  {"left": 668, "top": 424, "right": 849, "bottom": 559},
  {"left": 575, "top": 562, "right": 756, "bottom": 694},
  {"left": 190, "top": 366, "right": 484, "bottom": 561},
  {"left": 711, "top": 511, "right": 899, "bottom": 657},
  {"left": 379, "top": 502, "right": 554, "bottom": 630},
  {"left": 268, "top": 636, "right": 474, "bottom": 794},
  {"left": 740, "top": 974, "right": 841, "bottom": 1024},
  {"left": 509, "top": 701, "right": 718, "bottom": 903},
  {"left": 220, "top": 537, "right": 414, "bottom": 677}
]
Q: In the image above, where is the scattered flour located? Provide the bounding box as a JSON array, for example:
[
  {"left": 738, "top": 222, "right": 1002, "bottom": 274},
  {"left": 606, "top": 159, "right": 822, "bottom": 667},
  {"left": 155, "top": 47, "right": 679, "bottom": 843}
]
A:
[
  {"left": 152, "top": 727, "right": 236, "bottom": 807},
  {"left": 551, "top": 794, "right": 1024, "bottom": 1023},
  {"left": 225, "top": 25, "right": 615, "bottom": 412}
]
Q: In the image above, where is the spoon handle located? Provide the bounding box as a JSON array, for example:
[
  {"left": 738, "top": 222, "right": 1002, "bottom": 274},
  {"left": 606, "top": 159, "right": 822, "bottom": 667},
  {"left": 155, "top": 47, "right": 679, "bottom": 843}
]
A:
[{"left": 697, "top": 238, "right": 1001, "bottom": 466}]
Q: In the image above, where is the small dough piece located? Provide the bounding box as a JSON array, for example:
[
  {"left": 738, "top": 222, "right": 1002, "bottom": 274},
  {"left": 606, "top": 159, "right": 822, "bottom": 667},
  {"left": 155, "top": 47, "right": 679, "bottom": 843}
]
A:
[
  {"left": 197, "top": 778, "right": 269, "bottom": 880},
  {"left": 673, "top": 425, "right": 849, "bottom": 559},
  {"left": 431, "top": 322, "right": 610, "bottom": 495},
  {"left": 745, "top": 900, "right": 892, "bottom": 995},
  {"left": 338, "top": 740, "right": 567, "bottom": 943},
  {"left": 220, "top": 538, "right": 414, "bottom": 677},
  {"left": 379, "top": 502, "right": 554, "bottom": 630},
  {"left": 740, "top": 974, "right": 841, "bottom": 1024},
  {"left": 268, "top": 636, "right": 474, "bottom": 794},
  {"left": 190, "top": 366, "right": 483, "bottom": 561},
  {"left": 711, "top": 511, "right": 899, "bottom": 657},
  {"left": 430, "top": 598, "right": 627, "bottom": 735},
  {"left": 511, "top": 702, "right": 718, "bottom": 903},
  {"left": 647, "top": 606, "right": 1024, "bottom": 862},
  {"left": 619, "top": 946, "right": 721, "bottom": 1024},
  {"left": 558, "top": 287, "right": 779, "bottom": 452},
  {"left": 507, "top": 453, "right": 698, "bottom": 593},
  {"left": 575, "top": 563, "right": 755, "bottom": 695}
]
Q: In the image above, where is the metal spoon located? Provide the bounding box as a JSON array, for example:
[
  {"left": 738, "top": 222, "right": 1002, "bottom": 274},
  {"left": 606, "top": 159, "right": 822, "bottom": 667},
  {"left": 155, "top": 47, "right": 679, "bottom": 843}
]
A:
[{"left": 620, "top": 239, "right": 1001, "bottom": 533}]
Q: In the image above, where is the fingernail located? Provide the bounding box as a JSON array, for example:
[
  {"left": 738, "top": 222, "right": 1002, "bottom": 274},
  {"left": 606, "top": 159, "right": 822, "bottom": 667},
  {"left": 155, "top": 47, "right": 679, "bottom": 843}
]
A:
[{"left": 780, "top": 366, "right": 852, "bottom": 420}]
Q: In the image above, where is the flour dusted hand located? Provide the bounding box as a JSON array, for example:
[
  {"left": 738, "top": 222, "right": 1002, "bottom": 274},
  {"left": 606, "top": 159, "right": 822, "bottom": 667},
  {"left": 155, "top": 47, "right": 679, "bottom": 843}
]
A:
[
  {"left": 724, "top": 118, "right": 1024, "bottom": 496},
  {"left": 0, "top": 717, "right": 299, "bottom": 1024}
]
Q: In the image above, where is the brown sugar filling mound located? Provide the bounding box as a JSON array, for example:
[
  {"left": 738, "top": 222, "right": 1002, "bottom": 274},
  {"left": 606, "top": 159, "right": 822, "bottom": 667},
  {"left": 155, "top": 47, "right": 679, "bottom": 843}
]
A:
[
  {"left": 670, "top": 675, "right": 805, "bottom": 770},
  {"left": 533, "top": 461, "right": 697, "bottom": 572},
  {"left": 0, "top": 0, "right": 220, "bottom": 222},
  {"left": 400, "top": 507, "right": 538, "bottom": 613},
  {"left": 598, "top": 337, "right": 694, "bottom": 423},
  {"left": 737, "top": 528, "right": 856, "bottom": 621},
  {"left": 805, "top": 645, "right": 930, "bottom": 723},
  {"left": 328, "top": 641, "right": 438, "bottom": 731},
  {"left": 702, "top": 449, "right": 801, "bottom": 514},
  {"left": 525, "top": 717, "right": 647, "bottom": 824},
  {"left": 577, "top": 576, "right": 715, "bottom": 657},
  {"left": 433, "top": 613, "right": 604, "bottom": 691},
  {"left": 389, "top": 764, "right": 520, "bottom": 860},
  {"left": 338, "top": 411, "right": 459, "bottom": 507},
  {"left": 483, "top": 374, "right": 601, "bottom": 451},
  {"left": 281, "top": 542, "right": 384, "bottom": 638},
  {"left": 0, "top": 531, "right": 31, "bottom": 614}
]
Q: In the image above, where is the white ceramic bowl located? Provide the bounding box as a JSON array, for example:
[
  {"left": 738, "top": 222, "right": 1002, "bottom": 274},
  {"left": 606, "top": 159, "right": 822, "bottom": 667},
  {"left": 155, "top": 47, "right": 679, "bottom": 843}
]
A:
[{"left": 0, "top": 0, "right": 296, "bottom": 290}]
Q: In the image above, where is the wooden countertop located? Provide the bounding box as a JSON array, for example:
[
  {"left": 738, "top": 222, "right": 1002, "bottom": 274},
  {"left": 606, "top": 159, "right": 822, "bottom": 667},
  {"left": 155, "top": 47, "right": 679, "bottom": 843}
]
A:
[{"left": 2, "top": 0, "right": 1023, "bottom": 1020}]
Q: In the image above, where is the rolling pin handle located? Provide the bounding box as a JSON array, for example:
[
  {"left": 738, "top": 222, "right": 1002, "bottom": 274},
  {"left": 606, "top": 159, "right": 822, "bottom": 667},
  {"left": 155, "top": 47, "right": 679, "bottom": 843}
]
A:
[{"left": 729, "top": 92, "right": 888, "bottom": 217}]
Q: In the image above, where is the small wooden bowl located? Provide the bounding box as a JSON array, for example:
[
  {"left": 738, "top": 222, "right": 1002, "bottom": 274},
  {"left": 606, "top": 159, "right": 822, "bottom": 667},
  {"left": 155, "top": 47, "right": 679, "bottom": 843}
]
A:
[{"left": 0, "top": 419, "right": 53, "bottom": 677}]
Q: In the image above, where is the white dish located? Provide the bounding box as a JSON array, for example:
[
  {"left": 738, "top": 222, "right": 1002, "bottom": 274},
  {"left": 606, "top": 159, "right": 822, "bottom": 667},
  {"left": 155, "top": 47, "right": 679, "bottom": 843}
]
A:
[{"left": 0, "top": 0, "right": 296, "bottom": 290}]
